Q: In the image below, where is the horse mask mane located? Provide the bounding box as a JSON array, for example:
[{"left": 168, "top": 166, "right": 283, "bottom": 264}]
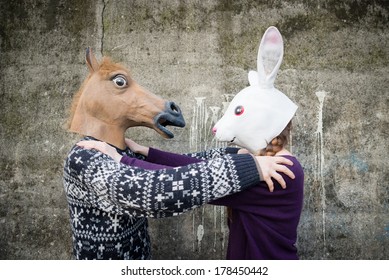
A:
[
  {"left": 213, "top": 26, "right": 298, "bottom": 154},
  {"left": 67, "top": 48, "right": 185, "bottom": 149}
]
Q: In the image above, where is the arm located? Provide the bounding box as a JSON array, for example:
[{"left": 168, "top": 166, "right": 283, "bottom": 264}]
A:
[
  {"left": 77, "top": 140, "right": 295, "bottom": 192},
  {"left": 77, "top": 140, "right": 201, "bottom": 168},
  {"left": 146, "top": 147, "right": 203, "bottom": 166},
  {"left": 211, "top": 157, "right": 304, "bottom": 218},
  {"left": 125, "top": 138, "right": 239, "bottom": 160},
  {"left": 120, "top": 154, "right": 169, "bottom": 170},
  {"left": 77, "top": 139, "right": 222, "bottom": 167},
  {"left": 143, "top": 147, "right": 295, "bottom": 192},
  {"left": 64, "top": 144, "right": 260, "bottom": 218}
]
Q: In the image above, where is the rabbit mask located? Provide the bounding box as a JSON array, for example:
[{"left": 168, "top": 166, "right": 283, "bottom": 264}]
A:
[{"left": 212, "top": 26, "right": 297, "bottom": 154}]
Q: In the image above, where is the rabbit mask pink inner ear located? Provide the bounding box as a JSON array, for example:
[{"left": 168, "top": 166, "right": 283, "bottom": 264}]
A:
[{"left": 257, "top": 26, "right": 284, "bottom": 88}]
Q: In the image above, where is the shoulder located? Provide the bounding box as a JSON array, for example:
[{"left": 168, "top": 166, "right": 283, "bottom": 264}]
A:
[
  {"left": 64, "top": 144, "right": 109, "bottom": 175},
  {"left": 280, "top": 155, "right": 304, "bottom": 185},
  {"left": 66, "top": 145, "right": 98, "bottom": 163},
  {"left": 281, "top": 154, "right": 303, "bottom": 169}
]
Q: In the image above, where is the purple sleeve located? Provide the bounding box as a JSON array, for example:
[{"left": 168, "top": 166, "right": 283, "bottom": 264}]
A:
[
  {"left": 120, "top": 155, "right": 168, "bottom": 170},
  {"left": 146, "top": 147, "right": 203, "bottom": 167},
  {"left": 120, "top": 148, "right": 202, "bottom": 170}
]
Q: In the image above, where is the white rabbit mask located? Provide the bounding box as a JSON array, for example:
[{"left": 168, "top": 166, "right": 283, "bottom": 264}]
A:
[{"left": 213, "top": 26, "right": 297, "bottom": 154}]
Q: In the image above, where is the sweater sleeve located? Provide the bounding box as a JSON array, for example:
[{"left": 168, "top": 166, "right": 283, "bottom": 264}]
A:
[
  {"left": 64, "top": 145, "right": 260, "bottom": 218},
  {"left": 120, "top": 149, "right": 260, "bottom": 208}
]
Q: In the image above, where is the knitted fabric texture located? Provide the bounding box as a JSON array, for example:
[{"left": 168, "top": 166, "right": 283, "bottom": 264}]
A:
[{"left": 63, "top": 137, "right": 259, "bottom": 259}]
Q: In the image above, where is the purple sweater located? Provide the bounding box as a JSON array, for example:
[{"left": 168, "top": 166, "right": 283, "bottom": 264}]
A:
[{"left": 121, "top": 148, "right": 304, "bottom": 260}]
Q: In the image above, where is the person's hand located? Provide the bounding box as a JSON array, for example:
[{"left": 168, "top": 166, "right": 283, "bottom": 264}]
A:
[
  {"left": 237, "top": 148, "right": 250, "bottom": 154},
  {"left": 125, "top": 138, "right": 149, "bottom": 156},
  {"left": 254, "top": 156, "right": 295, "bottom": 192},
  {"left": 77, "top": 140, "right": 123, "bottom": 163}
]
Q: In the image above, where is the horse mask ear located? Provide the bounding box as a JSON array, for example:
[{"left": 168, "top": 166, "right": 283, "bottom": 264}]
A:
[{"left": 85, "top": 47, "right": 100, "bottom": 73}]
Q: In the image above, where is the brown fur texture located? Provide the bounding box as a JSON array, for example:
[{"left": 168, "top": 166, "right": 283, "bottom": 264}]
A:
[{"left": 66, "top": 73, "right": 92, "bottom": 131}]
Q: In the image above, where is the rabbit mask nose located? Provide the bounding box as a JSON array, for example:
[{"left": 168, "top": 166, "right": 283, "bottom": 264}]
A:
[{"left": 212, "top": 127, "right": 217, "bottom": 134}]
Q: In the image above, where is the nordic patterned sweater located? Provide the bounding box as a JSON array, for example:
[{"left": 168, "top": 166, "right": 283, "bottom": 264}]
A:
[{"left": 63, "top": 137, "right": 261, "bottom": 260}]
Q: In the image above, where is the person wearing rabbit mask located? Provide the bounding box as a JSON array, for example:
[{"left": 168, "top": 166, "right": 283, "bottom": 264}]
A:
[
  {"left": 211, "top": 26, "right": 303, "bottom": 260},
  {"left": 78, "top": 26, "right": 303, "bottom": 260}
]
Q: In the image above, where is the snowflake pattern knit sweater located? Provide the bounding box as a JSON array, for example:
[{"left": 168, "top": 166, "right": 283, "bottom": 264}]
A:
[{"left": 63, "top": 137, "right": 260, "bottom": 259}]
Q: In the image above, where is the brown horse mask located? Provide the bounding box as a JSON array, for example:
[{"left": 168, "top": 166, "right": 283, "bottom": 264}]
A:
[{"left": 68, "top": 48, "right": 185, "bottom": 149}]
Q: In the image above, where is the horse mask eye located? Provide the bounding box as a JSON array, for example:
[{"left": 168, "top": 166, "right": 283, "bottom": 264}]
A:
[{"left": 112, "top": 75, "right": 127, "bottom": 88}]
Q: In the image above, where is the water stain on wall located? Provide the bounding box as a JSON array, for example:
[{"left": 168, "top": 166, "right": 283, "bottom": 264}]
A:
[
  {"left": 188, "top": 95, "right": 234, "bottom": 253},
  {"left": 314, "top": 90, "right": 327, "bottom": 256}
]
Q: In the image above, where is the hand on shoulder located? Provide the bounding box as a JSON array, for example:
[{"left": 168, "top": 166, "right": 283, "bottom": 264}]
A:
[{"left": 77, "top": 140, "right": 123, "bottom": 163}]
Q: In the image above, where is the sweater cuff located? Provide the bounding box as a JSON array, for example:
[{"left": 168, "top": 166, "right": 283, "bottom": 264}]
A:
[
  {"left": 225, "top": 147, "right": 240, "bottom": 154},
  {"left": 249, "top": 154, "right": 264, "bottom": 181},
  {"left": 230, "top": 154, "right": 261, "bottom": 189}
]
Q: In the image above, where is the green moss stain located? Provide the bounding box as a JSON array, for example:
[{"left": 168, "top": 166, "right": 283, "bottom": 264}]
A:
[{"left": 212, "top": 0, "right": 388, "bottom": 72}]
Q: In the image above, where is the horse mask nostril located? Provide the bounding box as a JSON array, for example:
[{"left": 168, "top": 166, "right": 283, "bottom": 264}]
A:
[
  {"left": 168, "top": 101, "right": 181, "bottom": 115},
  {"left": 154, "top": 101, "right": 186, "bottom": 138}
]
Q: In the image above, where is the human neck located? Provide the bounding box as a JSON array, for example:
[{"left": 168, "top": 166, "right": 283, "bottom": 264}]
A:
[
  {"left": 275, "top": 148, "right": 293, "bottom": 156},
  {"left": 70, "top": 114, "right": 127, "bottom": 150}
]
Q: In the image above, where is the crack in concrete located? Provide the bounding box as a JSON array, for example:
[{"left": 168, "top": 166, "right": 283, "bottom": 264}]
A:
[{"left": 100, "top": 0, "right": 106, "bottom": 56}]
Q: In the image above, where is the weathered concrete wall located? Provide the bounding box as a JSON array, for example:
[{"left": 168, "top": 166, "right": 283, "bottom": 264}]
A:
[{"left": 0, "top": 0, "right": 388, "bottom": 259}]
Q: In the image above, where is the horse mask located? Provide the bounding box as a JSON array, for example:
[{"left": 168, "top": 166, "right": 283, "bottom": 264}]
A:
[
  {"left": 213, "top": 26, "right": 297, "bottom": 154},
  {"left": 68, "top": 48, "right": 185, "bottom": 149}
]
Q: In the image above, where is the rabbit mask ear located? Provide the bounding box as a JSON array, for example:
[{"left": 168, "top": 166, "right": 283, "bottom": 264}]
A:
[
  {"left": 256, "top": 26, "right": 283, "bottom": 88},
  {"left": 248, "top": 70, "right": 259, "bottom": 86},
  {"left": 213, "top": 26, "right": 297, "bottom": 154}
]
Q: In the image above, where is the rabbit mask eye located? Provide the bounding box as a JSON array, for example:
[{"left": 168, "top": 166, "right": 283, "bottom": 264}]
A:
[
  {"left": 112, "top": 75, "right": 128, "bottom": 88},
  {"left": 234, "top": 105, "right": 244, "bottom": 116}
]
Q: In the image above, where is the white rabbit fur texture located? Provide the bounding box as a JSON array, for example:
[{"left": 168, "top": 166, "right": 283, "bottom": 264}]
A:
[{"left": 213, "top": 26, "right": 298, "bottom": 154}]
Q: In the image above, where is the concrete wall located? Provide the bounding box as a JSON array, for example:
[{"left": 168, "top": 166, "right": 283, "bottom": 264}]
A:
[{"left": 0, "top": 0, "right": 388, "bottom": 259}]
